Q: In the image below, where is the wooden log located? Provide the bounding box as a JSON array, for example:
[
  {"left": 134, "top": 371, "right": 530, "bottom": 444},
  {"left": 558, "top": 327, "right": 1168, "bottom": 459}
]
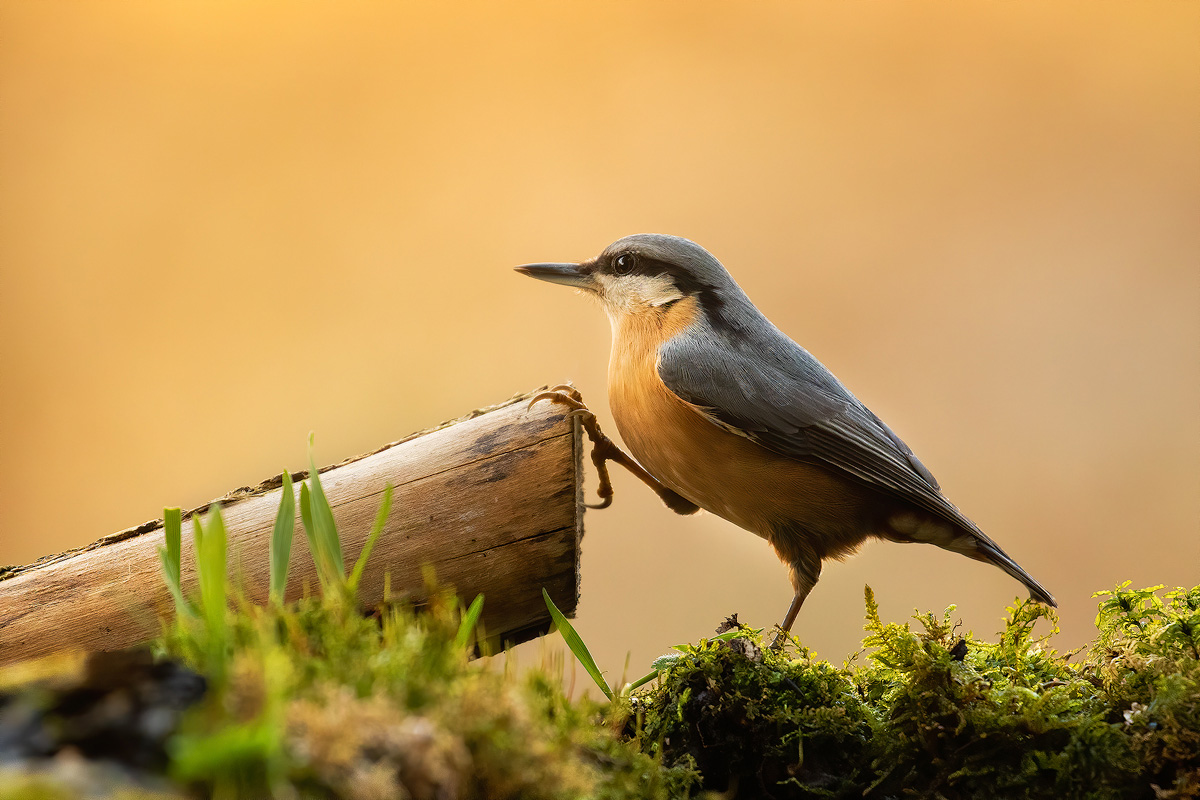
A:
[{"left": 0, "top": 388, "right": 583, "bottom": 666}]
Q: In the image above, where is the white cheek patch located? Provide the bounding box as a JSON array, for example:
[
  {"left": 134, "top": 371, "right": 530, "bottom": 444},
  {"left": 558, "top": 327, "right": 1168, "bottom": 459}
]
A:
[{"left": 595, "top": 273, "right": 684, "bottom": 312}]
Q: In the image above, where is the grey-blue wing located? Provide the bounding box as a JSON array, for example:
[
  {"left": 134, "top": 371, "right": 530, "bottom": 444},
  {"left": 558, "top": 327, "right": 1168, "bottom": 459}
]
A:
[{"left": 656, "top": 333, "right": 985, "bottom": 536}]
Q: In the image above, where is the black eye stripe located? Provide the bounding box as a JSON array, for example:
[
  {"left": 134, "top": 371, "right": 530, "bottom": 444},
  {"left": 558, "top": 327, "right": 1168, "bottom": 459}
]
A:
[
  {"left": 606, "top": 252, "right": 720, "bottom": 293},
  {"left": 631, "top": 257, "right": 702, "bottom": 287},
  {"left": 609, "top": 253, "right": 669, "bottom": 279}
]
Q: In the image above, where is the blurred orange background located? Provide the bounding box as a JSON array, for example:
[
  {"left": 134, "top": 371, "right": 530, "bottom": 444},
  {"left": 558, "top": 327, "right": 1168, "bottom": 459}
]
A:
[{"left": 2, "top": 1, "right": 1197, "bottom": 676}]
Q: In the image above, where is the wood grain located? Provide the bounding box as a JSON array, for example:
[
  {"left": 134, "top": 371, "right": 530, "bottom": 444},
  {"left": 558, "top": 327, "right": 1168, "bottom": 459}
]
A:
[{"left": 0, "top": 389, "right": 583, "bottom": 666}]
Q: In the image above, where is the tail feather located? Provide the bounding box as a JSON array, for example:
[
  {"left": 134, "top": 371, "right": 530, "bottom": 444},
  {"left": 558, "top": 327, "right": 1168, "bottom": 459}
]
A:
[
  {"left": 973, "top": 539, "right": 1057, "bottom": 608},
  {"left": 885, "top": 509, "right": 1057, "bottom": 607}
]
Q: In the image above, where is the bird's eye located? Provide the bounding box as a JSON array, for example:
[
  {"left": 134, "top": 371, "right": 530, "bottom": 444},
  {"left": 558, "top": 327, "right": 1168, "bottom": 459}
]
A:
[{"left": 613, "top": 253, "right": 636, "bottom": 275}]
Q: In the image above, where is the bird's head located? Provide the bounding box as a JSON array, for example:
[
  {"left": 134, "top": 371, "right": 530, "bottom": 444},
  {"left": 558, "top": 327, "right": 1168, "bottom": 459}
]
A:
[{"left": 515, "top": 234, "right": 737, "bottom": 323}]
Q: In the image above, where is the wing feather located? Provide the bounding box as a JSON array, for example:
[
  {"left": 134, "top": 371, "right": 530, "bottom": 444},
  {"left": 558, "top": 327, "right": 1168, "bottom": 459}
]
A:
[{"left": 656, "top": 334, "right": 985, "bottom": 537}]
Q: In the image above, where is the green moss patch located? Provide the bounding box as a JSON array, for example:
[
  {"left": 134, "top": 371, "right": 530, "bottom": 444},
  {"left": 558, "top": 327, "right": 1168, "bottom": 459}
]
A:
[{"left": 633, "top": 584, "right": 1199, "bottom": 799}]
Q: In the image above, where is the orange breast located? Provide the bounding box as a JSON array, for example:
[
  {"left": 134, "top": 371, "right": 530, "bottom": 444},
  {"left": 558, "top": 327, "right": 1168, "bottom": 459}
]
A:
[{"left": 606, "top": 299, "right": 885, "bottom": 563}]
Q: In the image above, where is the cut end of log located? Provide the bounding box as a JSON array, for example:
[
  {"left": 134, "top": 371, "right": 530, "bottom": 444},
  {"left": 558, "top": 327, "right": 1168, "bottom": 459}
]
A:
[{"left": 0, "top": 386, "right": 586, "bottom": 666}]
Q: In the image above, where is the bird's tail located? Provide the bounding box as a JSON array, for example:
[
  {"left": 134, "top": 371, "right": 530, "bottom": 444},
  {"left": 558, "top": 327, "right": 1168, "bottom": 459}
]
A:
[{"left": 972, "top": 538, "right": 1057, "bottom": 608}]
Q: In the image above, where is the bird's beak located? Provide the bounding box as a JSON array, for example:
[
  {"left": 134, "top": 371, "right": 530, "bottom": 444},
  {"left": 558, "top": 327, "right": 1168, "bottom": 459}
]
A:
[{"left": 514, "top": 262, "right": 594, "bottom": 290}]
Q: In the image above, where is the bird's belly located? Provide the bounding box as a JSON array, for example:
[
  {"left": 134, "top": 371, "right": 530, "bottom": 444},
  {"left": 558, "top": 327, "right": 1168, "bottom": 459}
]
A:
[{"left": 608, "top": 365, "right": 883, "bottom": 556}]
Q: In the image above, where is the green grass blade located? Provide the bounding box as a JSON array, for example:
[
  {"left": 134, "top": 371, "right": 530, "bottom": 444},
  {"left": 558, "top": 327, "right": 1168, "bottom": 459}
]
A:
[
  {"left": 158, "top": 547, "right": 183, "bottom": 615},
  {"left": 622, "top": 667, "right": 662, "bottom": 696},
  {"left": 542, "top": 588, "right": 612, "bottom": 701},
  {"left": 306, "top": 434, "right": 344, "bottom": 578},
  {"left": 159, "top": 507, "right": 188, "bottom": 617},
  {"left": 299, "top": 482, "right": 317, "bottom": 562},
  {"left": 165, "top": 508, "right": 182, "bottom": 579},
  {"left": 298, "top": 482, "right": 331, "bottom": 589},
  {"left": 269, "top": 471, "right": 295, "bottom": 604},
  {"left": 192, "top": 506, "right": 228, "bottom": 678},
  {"left": 192, "top": 514, "right": 204, "bottom": 554},
  {"left": 348, "top": 483, "right": 393, "bottom": 594},
  {"left": 455, "top": 594, "right": 485, "bottom": 651},
  {"left": 197, "top": 505, "right": 228, "bottom": 636}
]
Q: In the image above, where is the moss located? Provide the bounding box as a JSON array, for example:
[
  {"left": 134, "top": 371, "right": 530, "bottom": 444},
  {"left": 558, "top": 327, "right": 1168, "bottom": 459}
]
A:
[
  {"left": 856, "top": 592, "right": 1136, "bottom": 799},
  {"left": 635, "top": 622, "right": 871, "bottom": 797},
  {"left": 154, "top": 586, "right": 698, "bottom": 799},
  {"left": 1090, "top": 584, "right": 1200, "bottom": 798},
  {"left": 0, "top": 767, "right": 182, "bottom": 800},
  {"left": 4, "top": 583, "right": 1196, "bottom": 799},
  {"left": 634, "top": 585, "right": 1200, "bottom": 800}
]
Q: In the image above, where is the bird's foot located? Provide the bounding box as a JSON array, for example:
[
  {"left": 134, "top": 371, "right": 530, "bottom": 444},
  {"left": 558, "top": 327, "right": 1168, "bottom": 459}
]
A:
[
  {"left": 768, "top": 629, "right": 790, "bottom": 652},
  {"left": 530, "top": 383, "right": 586, "bottom": 407},
  {"left": 529, "top": 385, "right": 700, "bottom": 514}
]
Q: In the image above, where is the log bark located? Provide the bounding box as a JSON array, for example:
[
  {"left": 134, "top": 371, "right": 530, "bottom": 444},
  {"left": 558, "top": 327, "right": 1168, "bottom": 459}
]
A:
[{"left": 0, "top": 388, "right": 583, "bottom": 667}]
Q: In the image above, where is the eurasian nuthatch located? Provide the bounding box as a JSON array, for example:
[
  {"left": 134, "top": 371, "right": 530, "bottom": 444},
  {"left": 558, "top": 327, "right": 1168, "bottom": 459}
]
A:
[{"left": 517, "top": 234, "right": 1054, "bottom": 647}]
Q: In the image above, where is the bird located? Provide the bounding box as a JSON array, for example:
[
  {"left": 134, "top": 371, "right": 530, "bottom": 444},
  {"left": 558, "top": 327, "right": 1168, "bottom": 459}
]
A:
[{"left": 515, "top": 233, "right": 1055, "bottom": 647}]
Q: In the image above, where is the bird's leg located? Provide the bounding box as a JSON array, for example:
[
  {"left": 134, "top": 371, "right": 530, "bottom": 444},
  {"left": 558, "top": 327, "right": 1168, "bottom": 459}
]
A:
[
  {"left": 769, "top": 590, "right": 810, "bottom": 651},
  {"left": 529, "top": 385, "right": 700, "bottom": 514},
  {"left": 769, "top": 558, "right": 821, "bottom": 651}
]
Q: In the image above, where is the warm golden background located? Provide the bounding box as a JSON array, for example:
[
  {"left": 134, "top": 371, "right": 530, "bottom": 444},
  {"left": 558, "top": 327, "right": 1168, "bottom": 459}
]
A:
[{"left": 2, "top": 1, "right": 1197, "bottom": 675}]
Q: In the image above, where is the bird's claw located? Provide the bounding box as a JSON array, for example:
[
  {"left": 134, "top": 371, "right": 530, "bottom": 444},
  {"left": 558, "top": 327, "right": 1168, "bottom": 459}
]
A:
[
  {"left": 547, "top": 383, "right": 584, "bottom": 402},
  {"left": 530, "top": 387, "right": 619, "bottom": 508},
  {"left": 528, "top": 382, "right": 584, "bottom": 411},
  {"left": 529, "top": 386, "right": 700, "bottom": 516}
]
